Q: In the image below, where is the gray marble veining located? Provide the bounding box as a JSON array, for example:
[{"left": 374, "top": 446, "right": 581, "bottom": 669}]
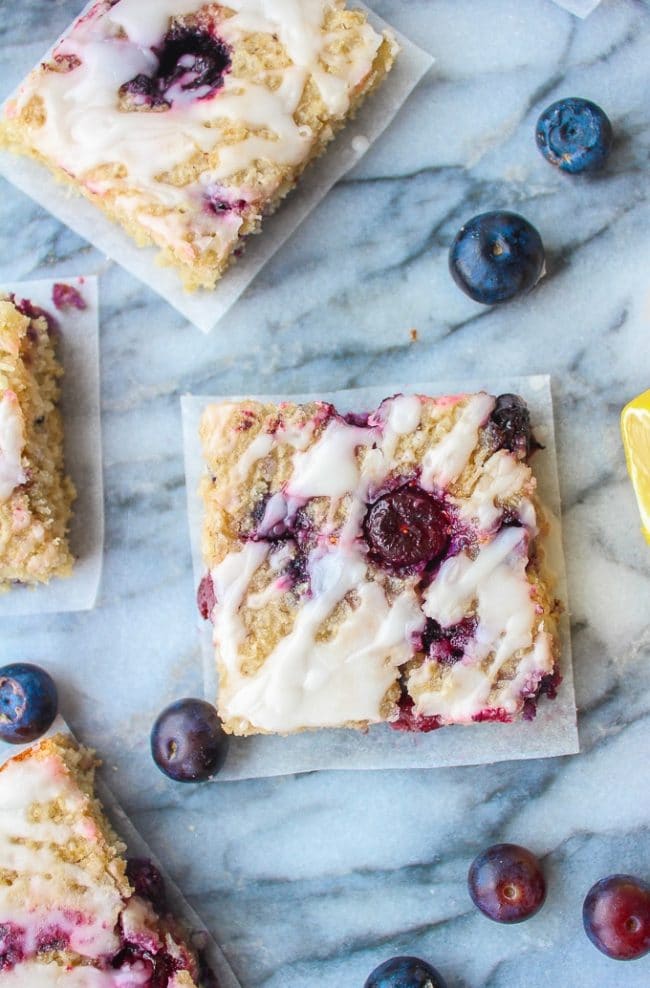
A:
[{"left": 1, "top": 0, "right": 649, "bottom": 985}]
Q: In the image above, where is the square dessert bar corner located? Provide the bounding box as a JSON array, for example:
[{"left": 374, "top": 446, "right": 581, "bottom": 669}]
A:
[
  {"left": 197, "top": 393, "right": 562, "bottom": 737},
  {"left": 0, "top": 296, "right": 74, "bottom": 588},
  {"left": 0, "top": 734, "right": 207, "bottom": 983},
  {"left": 0, "top": 1, "right": 398, "bottom": 292}
]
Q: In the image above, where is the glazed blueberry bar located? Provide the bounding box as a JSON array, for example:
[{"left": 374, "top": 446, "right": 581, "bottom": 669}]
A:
[
  {"left": 197, "top": 393, "right": 561, "bottom": 736},
  {"left": 0, "top": 296, "right": 74, "bottom": 589},
  {"left": 0, "top": 734, "right": 210, "bottom": 985},
  {"left": 0, "top": 1, "right": 397, "bottom": 292}
]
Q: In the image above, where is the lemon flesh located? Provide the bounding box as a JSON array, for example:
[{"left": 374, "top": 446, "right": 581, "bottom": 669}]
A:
[{"left": 621, "top": 389, "right": 650, "bottom": 545}]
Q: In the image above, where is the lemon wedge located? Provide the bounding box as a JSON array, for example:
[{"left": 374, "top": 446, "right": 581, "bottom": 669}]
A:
[{"left": 621, "top": 390, "right": 650, "bottom": 545}]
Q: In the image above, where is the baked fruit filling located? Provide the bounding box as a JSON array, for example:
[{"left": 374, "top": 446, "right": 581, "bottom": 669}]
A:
[{"left": 197, "top": 393, "right": 561, "bottom": 736}]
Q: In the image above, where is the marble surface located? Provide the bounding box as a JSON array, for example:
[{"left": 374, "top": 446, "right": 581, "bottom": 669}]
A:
[{"left": 1, "top": 0, "right": 649, "bottom": 986}]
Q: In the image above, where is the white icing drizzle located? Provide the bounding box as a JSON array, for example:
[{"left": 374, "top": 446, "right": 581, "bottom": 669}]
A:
[
  {"left": 287, "top": 419, "right": 375, "bottom": 499},
  {"left": 213, "top": 542, "right": 422, "bottom": 731},
  {"left": 0, "top": 751, "right": 123, "bottom": 959},
  {"left": 0, "top": 390, "right": 27, "bottom": 501},
  {"left": 458, "top": 449, "right": 534, "bottom": 532},
  {"left": 10, "top": 0, "right": 384, "bottom": 260},
  {"left": 413, "top": 526, "right": 554, "bottom": 721},
  {"left": 420, "top": 392, "right": 495, "bottom": 490},
  {"left": 234, "top": 431, "right": 273, "bottom": 481},
  {"left": 204, "top": 394, "right": 553, "bottom": 732}
]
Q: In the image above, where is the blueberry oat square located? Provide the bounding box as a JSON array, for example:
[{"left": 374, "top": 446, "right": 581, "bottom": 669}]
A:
[
  {"left": 0, "top": 733, "right": 210, "bottom": 984},
  {"left": 0, "top": 296, "right": 74, "bottom": 589},
  {"left": 0, "top": 0, "right": 398, "bottom": 292},
  {"left": 197, "top": 393, "right": 561, "bottom": 736}
]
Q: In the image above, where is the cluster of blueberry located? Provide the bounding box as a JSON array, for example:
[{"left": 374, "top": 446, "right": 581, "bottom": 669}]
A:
[
  {"left": 365, "top": 843, "right": 650, "bottom": 987},
  {"left": 449, "top": 97, "right": 613, "bottom": 305},
  {"left": 2, "top": 663, "right": 649, "bottom": 985}
]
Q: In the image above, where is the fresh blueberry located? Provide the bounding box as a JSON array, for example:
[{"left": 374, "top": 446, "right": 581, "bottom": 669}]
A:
[
  {"left": 583, "top": 875, "right": 650, "bottom": 960},
  {"left": 126, "top": 858, "right": 168, "bottom": 914},
  {"left": 449, "top": 211, "right": 545, "bottom": 305},
  {"left": 151, "top": 698, "right": 229, "bottom": 782},
  {"left": 363, "top": 487, "right": 449, "bottom": 570},
  {"left": 0, "top": 663, "right": 58, "bottom": 744},
  {"left": 468, "top": 843, "right": 546, "bottom": 923},
  {"left": 364, "top": 955, "right": 447, "bottom": 988},
  {"left": 489, "top": 393, "right": 533, "bottom": 459},
  {"left": 536, "top": 97, "right": 613, "bottom": 174}
]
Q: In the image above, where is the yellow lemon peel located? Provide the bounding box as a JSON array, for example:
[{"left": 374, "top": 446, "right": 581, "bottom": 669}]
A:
[{"left": 621, "top": 389, "right": 650, "bottom": 545}]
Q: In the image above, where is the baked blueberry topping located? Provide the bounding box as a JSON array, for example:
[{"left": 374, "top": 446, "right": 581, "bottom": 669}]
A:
[
  {"left": 583, "top": 875, "right": 650, "bottom": 960},
  {"left": 537, "top": 666, "right": 562, "bottom": 700},
  {"left": 390, "top": 696, "right": 442, "bottom": 734},
  {"left": 449, "top": 211, "right": 545, "bottom": 305},
  {"left": 126, "top": 858, "right": 168, "bottom": 914},
  {"left": 0, "top": 923, "right": 25, "bottom": 972},
  {"left": 421, "top": 617, "right": 476, "bottom": 665},
  {"left": 121, "top": 27, "right": 231, "bottom": 109},
  {"left": 151, "top": 698, "right": 229, "bottom": 782},
  {"left": 536, "top": 97, "right": 613, "bottom": 173},
  {"left": 364, "top": 955, "right": 447, "bottom": 988},
  {"left": 489, "top": 393, "right": 533, "bottom": 459},
  {"left": 35, "top": 926, "right": 70, "bottom": 952},
  {"left": 472, "top": 707, "right": 511, "bottom": 723},
  {"left": 9, "top": 295, "right": 58, "bottom": 334},
  {"left": 52, "top": 282, "right": 87, "bottom": 311},
  {"left": 112, "top": 944, "right": 178, "bottom": 987},
  {"left": 206, "top": 193, "right": 247, "bottom": 216},
  {"left": 197, "top": 573, "right": 216, "bottom": 621},
  {"left": 363, "top": 487, "right": 449, "bottom": 570},
  {"left": 343, "top": 411, "right": 371, "bottom": 428},
  {"left": 468, "top": 843, "right": 546, "bottom": 923},
  {"left": 0, "top": 663, "right": 58, "bottom": 744}
]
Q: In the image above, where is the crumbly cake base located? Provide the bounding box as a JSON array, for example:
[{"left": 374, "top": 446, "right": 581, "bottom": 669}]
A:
[
  {"left": 1, "top": 4, "right": 397, "bottom": 292},
  {"left": 0, "top": 298, "right": 75, "bottom": 589},
  {"left": 199, "top": 395, "right": 561, "bottom": 737}
]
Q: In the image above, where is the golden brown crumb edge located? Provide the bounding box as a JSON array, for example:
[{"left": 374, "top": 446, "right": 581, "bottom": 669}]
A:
[{"left": 0, "top": 297, "right": 75, "bottom": 588}]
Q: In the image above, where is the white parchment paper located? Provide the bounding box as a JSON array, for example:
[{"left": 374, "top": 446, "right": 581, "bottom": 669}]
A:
[
  {"left": 0, "top": 717, "right": 241, "bottom": 988},
  {"left": 551, "top": 0, "right": 602, "bottom": 15},
  {"left": 0, "top": 3, "right": 433, "bottom": 334},
  {"left": 181, "top": 376, "right": 579, "bottom": 781},
  {"left": 0, "top": 276, "right": 103, "bottom": 616}
]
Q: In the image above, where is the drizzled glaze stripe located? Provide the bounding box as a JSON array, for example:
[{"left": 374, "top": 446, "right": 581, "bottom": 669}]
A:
[
  {"left": 0, "top": 391, "right": 27, "bottom": 501},
  {"left": 200, "top": 393, "right": 557, "bottom": 733}
]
